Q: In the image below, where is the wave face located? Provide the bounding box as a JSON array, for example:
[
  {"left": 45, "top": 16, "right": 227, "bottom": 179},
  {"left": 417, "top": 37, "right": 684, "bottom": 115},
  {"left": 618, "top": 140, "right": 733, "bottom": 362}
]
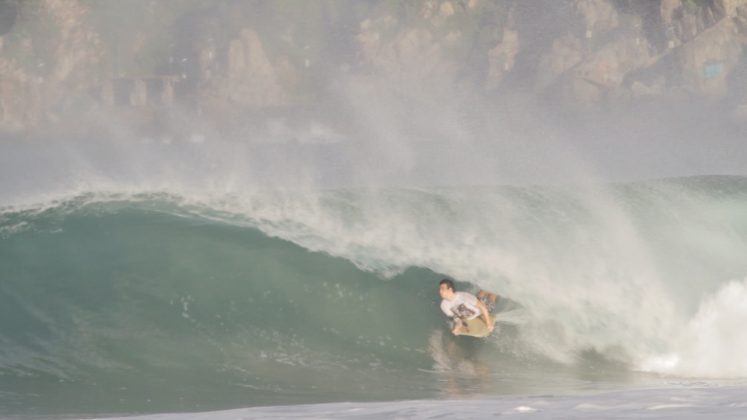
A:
[
  {"left": 0, "top": 197, "right": 451, "bottom": 415},
  {"left": 1, "top": 176, "right": 747, "bottom": 415}
]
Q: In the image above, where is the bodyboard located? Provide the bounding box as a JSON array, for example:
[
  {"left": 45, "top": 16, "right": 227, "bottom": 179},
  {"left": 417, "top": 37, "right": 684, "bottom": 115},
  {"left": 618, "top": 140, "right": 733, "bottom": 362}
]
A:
[{"left": 454, "top": 314, "right": 496, "bottom": 338}]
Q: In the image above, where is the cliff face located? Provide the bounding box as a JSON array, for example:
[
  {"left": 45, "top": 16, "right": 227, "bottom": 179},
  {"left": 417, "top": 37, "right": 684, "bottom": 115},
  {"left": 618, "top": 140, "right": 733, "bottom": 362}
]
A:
[
  {"left": 1, "top": 0, "right": 746, "bottom": 135},
  {"left": 0, "top": 0, "right": 102, "bottom": 132}
]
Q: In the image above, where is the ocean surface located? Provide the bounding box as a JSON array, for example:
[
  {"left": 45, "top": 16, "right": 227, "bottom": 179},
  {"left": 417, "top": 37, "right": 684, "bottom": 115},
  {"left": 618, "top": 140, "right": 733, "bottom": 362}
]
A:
[{"left": 2, "top": 172, "right": 747, "bottom": 418}]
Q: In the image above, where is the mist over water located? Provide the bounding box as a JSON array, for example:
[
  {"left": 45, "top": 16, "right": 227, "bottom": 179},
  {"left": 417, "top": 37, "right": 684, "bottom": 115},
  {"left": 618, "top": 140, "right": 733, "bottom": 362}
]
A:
[{"left": 1, "top": 0, "right": 747, "bottom": 417}]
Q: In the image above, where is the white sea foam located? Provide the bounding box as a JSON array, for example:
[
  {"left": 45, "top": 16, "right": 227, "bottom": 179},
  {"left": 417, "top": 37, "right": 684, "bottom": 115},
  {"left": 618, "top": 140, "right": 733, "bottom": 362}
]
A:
[{"left": 642, "top": 278, "right": 747, "bottom": 377}]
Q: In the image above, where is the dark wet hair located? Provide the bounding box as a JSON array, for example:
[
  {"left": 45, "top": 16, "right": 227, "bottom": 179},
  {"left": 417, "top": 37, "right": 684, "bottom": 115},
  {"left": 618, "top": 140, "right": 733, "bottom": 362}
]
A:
[{"left": 439, "top": 278, "right": 455, "bottom": 291}]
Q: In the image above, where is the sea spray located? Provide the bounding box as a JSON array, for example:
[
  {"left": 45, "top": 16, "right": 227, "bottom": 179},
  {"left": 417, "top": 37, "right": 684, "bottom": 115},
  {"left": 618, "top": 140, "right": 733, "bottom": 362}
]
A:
[{"left": 644, "top": 278, "right": 747, "bottom": 377}]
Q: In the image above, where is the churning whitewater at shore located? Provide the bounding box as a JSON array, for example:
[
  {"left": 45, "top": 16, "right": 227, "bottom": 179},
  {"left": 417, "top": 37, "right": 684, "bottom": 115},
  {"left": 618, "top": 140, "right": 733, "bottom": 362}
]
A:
[{"left": 2, "top": 174, "right": 747, "bottom": 417}]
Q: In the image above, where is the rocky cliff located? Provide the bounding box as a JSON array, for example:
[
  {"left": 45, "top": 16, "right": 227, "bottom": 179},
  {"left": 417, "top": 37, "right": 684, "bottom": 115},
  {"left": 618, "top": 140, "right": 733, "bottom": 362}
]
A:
[{"left": 0, "top": 0, "right": 746, "bottom": 135}]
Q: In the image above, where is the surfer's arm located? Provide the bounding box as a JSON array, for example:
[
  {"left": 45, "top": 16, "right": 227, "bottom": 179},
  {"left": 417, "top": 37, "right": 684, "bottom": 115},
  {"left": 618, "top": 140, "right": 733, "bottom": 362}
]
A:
[
  {"left": 450, "top": 316, "right": 464, "bottom": 335},
  {"left": 446, "top": 309, "right": 464, "bottom": 335}
]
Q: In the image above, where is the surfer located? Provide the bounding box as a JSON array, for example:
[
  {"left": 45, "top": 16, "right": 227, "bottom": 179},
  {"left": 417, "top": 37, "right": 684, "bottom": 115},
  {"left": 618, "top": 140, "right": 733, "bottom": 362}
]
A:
[{"left": 438, "top": 278, "right": 495, "bottom": 336}]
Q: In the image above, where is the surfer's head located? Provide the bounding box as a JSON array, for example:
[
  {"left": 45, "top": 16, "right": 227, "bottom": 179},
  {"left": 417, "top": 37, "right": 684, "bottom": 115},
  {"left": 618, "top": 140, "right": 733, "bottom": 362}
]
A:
[{"left": 439, "top": 278, "right": 456, "bottom": 300}]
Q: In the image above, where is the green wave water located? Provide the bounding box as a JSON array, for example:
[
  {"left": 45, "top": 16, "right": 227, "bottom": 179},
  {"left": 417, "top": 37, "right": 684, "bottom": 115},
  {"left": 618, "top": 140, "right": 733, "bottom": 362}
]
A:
[
  {"left": 0, "top": 197, "right": 546, "bottom": 416},
  {"left": 0, "top": 200, "right": 439, "bottom": 415},
  {"left": 1, "top": 176, "right": 747, "bottom": 416}
]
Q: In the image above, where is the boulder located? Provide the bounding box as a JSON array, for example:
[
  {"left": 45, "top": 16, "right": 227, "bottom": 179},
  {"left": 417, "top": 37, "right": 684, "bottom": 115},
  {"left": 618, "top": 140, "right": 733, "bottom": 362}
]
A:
[
  {"left": 221, "top": 28, "right": 287, "bottom": 107},
  {"left": 486, "top": 28, "right": 519, "bottom": 89},
  {"left": 542, "top": 14, "right": 655, "bottom": 104},
  {"left": 536, "top": 35, "right": 584, "bottom": 91},
  {"left": 439, "top": 1, "right": 456, "bottom": 18},
  {"left": 574, "top": 0, "right": 619, "bottom": 37},
  {"left": 356, "top": 16, "right": 457, "bottom": 85},
  {"left": 661, "top": 0, "right": 682, "bottom": 26},
  {"left": 677, "top": 18, "right": 744, "bottom": 96},
  {"left": 574, "top": 30, "right": 653, "bottom": 89},
  {"left": 716, "top": 0, "right": 747, "bottom": 17}
]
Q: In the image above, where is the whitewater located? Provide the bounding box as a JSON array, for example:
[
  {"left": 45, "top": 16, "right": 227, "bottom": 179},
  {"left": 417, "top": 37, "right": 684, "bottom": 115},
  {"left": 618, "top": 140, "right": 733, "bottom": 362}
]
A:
[{"left": 2, "top": 131, "right": 747, "bottom": 419}]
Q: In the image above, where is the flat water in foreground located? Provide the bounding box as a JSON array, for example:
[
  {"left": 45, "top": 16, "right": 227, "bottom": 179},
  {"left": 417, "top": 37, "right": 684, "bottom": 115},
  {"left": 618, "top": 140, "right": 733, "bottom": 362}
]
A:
[{"left": 88, "top": 385, "right": 747, "bottom": 419}]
